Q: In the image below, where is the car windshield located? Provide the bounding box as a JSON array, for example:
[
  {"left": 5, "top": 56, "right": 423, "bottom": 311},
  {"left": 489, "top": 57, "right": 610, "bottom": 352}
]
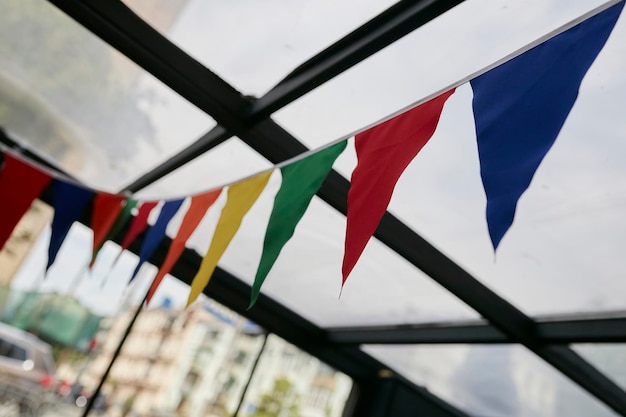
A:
[{"left": 0, "top": 338, "right": 27, "bottom": 361}]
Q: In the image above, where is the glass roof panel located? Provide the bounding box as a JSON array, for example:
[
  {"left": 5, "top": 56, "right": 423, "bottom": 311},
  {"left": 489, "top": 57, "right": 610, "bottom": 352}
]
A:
[
  {"left": 134, "top": 137, "right": 273, "bottom": 201},
  {"left": 364, "top": 344, "right": 618, "bottom": 417},
  {"left": 0, "top": 0, "right": 214, "bottom": 192},
  {"left": 123, "top": 0, "right": 397, "bottom": 96},
  {"left": 180, "top": 168, "right": 477, "bottom": 327},
  {"left": 274, "top": 0, "right": 626, "bottom": 317},
  {"left": 573, "top": 344, "right": 626, "bottom": 392},
  {"left": 274, "top": 0, "right": 614, "bottom": 146}
]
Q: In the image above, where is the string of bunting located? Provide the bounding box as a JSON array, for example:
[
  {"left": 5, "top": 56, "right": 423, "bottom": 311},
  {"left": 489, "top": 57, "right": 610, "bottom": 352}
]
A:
[{"left": 0, "top": 1, "right": 622, "bottom": 308}]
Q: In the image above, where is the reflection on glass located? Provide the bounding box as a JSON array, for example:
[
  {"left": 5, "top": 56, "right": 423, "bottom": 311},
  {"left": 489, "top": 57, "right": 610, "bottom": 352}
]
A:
[
  {"left": 0, "top": 0, "right": 214, "bottom": 191},
  {"left": 0, "top": 208, "right": 353, "bottom": 417},
  {"left": 573, "top": 344, "right": 626, "bottom": 392},
  {"left": 364, "top": 344, "right": 617, "bottom": 417}
]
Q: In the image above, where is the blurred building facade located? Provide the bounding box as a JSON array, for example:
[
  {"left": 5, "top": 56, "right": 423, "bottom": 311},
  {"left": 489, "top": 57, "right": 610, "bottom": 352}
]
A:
[
  {"left": 0, "top": 200, "right": 52, "bottom": 285},
  {"left": 58, "top": 300, "right": 351, "bottom": 417}
]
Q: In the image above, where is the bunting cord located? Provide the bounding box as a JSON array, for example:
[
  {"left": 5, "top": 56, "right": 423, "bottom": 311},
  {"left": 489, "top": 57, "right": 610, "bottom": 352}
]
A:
[{"left": 0, "top": 0, "right": 620, "bottom": 203}]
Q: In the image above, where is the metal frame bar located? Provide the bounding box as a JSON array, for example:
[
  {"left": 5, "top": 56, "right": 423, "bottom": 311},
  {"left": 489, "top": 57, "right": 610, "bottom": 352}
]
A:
[
  {"left": 328, "top": 315, "right": 626, "bottom": 345},
  {"left": 39, "top": 0, "right": 626, "bottom": 415}
]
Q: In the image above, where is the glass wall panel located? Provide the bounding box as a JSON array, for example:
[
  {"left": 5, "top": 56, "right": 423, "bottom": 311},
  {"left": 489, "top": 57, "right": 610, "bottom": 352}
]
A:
[{"left": 364, "top": 344, "right": 618, "bottom": 417}]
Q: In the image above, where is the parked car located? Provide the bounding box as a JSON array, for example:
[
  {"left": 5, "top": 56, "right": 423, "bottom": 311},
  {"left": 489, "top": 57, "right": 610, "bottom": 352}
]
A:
[{"left": 0, "top": 321, "right": 57, "bottom": 415}]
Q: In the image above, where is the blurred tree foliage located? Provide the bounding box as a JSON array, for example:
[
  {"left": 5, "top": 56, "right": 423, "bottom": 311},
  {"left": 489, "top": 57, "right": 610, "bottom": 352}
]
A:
[{"left": 250, "top": 377, "right": 301, "bottom": 417}]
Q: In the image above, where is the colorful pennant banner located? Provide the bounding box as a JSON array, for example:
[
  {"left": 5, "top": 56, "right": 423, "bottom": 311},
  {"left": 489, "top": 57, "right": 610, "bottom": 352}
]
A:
[{"left": 0, "top": 2, "right": 621, "bottom": 309}]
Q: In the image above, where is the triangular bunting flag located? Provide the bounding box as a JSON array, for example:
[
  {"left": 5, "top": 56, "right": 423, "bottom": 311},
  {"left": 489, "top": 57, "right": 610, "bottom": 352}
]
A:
[
  {"left": 187, "top": 171, "right": 272, "bottom": 307},
  {"left": 103, "top": 198, "right": 138, "bottom": 245},
  {"left": 91, "top": 192, "right": 126, "bottom": 262},
  {"left": 119, "top": 201, "right": 158, "bottom": 252},
  {"left": 250, "top": 141, "right": 347, "bottom": 307},
  {"left": 342, "top": 90, "right": 455, "bottom": 286},
  {"left": 47, "top": 180, "right": 94, "bottom": 270},
  {"left": 146, "top": 189, "right": 222, "bottom": 304},
  {"left": 130, "top": 199, "right": 184, "bottom": 281},
  {"left": 0, "top": 154, "right": 52, "bottom": 251},
  {"left": 471, "top": 1, "right": 624, "bottom": 250},
  {"left": 96, "top": 199, "right": 138, "bottom": 287}
]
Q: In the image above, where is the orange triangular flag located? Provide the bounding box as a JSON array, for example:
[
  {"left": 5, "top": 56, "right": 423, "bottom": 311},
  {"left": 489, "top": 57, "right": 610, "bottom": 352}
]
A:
[{"left": 146, "top": 189, "right": 222, "bottom": 304}]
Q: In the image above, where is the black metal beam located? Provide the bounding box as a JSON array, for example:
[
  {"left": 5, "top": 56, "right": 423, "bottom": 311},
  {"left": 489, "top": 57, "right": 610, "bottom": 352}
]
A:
[
  {"left": 327, "top": 315, "right": 626, "bottom": 345},
  {"left": 330, "top": 321, "right": 506, "bottom": 345},
  {"left": 538, "top": 316, "right": 626, "bottom": 344}
]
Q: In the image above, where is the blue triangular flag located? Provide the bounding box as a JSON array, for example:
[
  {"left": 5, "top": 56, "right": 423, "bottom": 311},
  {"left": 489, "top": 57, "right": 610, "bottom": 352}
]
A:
[
  {"left": 129, "top": 199, "right": 184, "bottom": 281},
  {"left": 471, "top": 2, "right": 624, "bottom": 250},
  {"left": 47, "top": 180, "right": 94, "bottom": 270}
]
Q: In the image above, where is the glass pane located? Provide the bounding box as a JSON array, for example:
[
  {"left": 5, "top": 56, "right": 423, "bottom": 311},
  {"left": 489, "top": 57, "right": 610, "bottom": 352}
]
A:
[
  {"left": 135, "top": 138, "right": 273, "bottom": 201},
  {"left": 573, "top": 344, "right": 626, "bottom": 392},
  {"left": 274, "top": 0, "right": 614, "bottom": 147},
  {"left": 124, "top": 0, "right": 397, "bottom": 96},
  {"left": 276, "top": 0, "right": 626, "bottom": 317},
  {"left": 0, "top": 0, "right": 214, "bottom": 192},
  {"left": 364, "top": 344, "right": 618, "bottom": 417}
]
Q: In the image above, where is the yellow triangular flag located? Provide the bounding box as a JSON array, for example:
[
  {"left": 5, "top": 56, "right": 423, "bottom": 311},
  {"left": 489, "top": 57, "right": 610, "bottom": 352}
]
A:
[{"left": 187, "top": 171, "right": 272, "bottom": 306}]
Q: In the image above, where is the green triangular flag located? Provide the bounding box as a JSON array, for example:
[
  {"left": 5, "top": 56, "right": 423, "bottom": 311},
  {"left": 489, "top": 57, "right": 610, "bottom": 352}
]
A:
[{"left": 250, "top": 140, "right": 347, "bottom": 307}]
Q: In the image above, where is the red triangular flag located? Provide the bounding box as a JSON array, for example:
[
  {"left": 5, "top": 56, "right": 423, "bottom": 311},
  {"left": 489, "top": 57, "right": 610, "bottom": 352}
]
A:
[
  {"left": 91, "top": 192, "right": 126, "bottom": 263},
  {"left": 0, "top": 154, "right": 51, "bottom": 250},
  {"left": 119, "top": 201, "right": 158, "bottom": 252},
  {"left": 146, "top": 189, "right": 222, "bottom": 304},
  {"left": 342, "top": 90, "right": 455, "bottom": 286}
]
